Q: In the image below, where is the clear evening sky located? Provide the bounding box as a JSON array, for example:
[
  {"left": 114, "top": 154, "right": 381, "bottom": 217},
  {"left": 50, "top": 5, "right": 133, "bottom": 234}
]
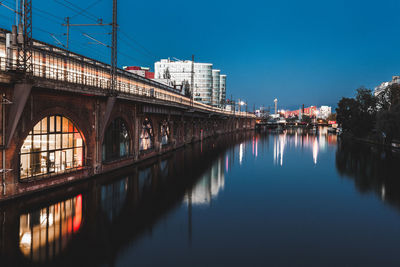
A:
[{"left": 0, "top": 0, "right": 399, "bottom": 110}]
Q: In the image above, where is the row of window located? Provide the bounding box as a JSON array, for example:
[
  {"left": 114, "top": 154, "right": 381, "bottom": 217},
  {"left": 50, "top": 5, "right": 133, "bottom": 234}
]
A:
[{"left": 20, "top": 116, "right": 171, "bottom": 180}]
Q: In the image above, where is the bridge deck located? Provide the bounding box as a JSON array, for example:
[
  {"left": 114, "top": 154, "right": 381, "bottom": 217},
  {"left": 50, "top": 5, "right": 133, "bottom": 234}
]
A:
[{"left": 0, "top": 28, "right": 253, "bottom": 118}]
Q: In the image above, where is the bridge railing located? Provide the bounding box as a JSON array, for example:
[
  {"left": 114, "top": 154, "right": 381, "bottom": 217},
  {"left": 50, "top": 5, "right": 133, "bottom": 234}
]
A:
[{"left": 0, "top": 33, "right": 254, "bottom": 118}]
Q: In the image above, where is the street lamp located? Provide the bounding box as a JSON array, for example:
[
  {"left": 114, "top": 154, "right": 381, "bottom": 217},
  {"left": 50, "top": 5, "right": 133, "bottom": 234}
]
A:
[{"left": 238, "top": 100, "right": 246, "bottom": 112}]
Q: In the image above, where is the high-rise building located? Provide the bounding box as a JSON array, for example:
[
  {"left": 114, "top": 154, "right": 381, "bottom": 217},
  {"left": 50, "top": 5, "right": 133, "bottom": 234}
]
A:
[
  {"left": 154, "top": 58, "right": 227, "bottom": 106},
  {"left": 212, "top": 70, "right": 220, "bottom": 107},
  {"left": 220, "top": 74, "right": 226, "bottom": 107}
]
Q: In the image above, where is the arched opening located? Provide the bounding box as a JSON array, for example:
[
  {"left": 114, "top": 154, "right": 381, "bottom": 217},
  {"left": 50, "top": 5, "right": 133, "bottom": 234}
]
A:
[
  {"left": 20, "top": 115, "right": 85, "bottom": 180},
  {"left": 160, "top": 120, "right": 170, "bottom": 145},
  {"left": 139, "top": 118, "right": 153, "bottom": 151},
  {"left": 102, "top": 118, "right": 130, "bottom": 162}
]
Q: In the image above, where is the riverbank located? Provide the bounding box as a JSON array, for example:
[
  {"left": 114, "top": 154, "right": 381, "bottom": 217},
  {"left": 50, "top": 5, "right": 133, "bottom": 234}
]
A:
[{"left": 340, "top": 132, "right": 400, "bottom": 151}]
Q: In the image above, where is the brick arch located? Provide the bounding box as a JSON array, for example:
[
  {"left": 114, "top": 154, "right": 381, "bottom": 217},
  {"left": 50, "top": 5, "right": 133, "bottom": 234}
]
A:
[
  {"left": 16, "top": 106, "right": 89, "bottom": 181},
  {"left": 100, "top": 112, "right": 134, "bottom": 146},
  {"left": 17, "top": 106, "right": 90, "bottom": 153}
]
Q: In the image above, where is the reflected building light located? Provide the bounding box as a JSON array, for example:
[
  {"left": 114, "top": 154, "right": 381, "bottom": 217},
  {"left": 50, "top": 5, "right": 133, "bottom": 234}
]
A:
[
  {"left": 185, "top": 173, "right": 211, "bottom": 206},
  {"left": 239, "top": 143, "right": 244, "bottom": 165},
  {"left": 313, "top": 138, "right": 319, "bottom": 165},
  {"left": 280, "top": 133, "right": 286, "bottom": 166},
  {"left": 225, "top": 154, "right": 229, "bottom": 173},
  {"left": 255, "top": 137, "right": 258, "bottom": 158},
  {"left": 252, "top": 137, "right": 255, "bottom": 155},
  {"left": 381, "top": 185, "right": 386, "bottom": 201},
  {"left": 273, "top": 136, "right": 277, "bottom": 165},
  {"left": 184, "top": 160, "right": 225, "bottom": 206},
  {"left": 19, "top": 194, "right": 83, "bottom": 263},
  {"left": 273, "top": 133, "right": 286, "bottom": 166},
  {"left": 211, "top": 159, "right": 225, "bottom": 197},
  {"left": 295, "top": 132, "right": 298, "bottom": 147}
]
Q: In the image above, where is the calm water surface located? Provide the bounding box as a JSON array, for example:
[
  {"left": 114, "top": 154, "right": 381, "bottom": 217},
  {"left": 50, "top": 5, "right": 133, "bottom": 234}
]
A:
[{"left": 1, "top": 128, "right": 400, "bottom": 266}]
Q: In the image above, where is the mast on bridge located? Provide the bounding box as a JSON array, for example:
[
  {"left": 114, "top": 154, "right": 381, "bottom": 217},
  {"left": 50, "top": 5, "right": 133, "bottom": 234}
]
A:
[{"left": 17, "top": 0, "right": 32, "bottom": 75}]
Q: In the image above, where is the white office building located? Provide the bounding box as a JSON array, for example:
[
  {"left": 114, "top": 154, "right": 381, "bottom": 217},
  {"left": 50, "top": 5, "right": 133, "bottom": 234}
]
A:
[
  {"left": 154, "top": 58, "right": 227, "bottom": 106},
  {"left": 220, "top": 74, "right": 226, "bottom": 107},
  {"left": 318, "top": 106, "right": 332, "bottom": 119},
  {"left": 374, "top": 76, "right": 400, "bottom": 96},
  {"left": 212, "top": 70, "right": 220, "bottom": 107}
]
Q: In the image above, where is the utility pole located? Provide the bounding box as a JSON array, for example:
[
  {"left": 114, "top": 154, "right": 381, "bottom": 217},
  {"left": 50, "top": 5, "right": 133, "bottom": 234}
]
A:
[
  {"left": 62, "top": 18, "right": 111, "bottom": 50},
  {"left": 17, "top": 0, "right": 32, "bottom": 74},
  {"left": 64, "top": 17, "right": 69, "bottom": 49},
  {"left": 110, "top": 0, "right": 117, "bottom": 94}
]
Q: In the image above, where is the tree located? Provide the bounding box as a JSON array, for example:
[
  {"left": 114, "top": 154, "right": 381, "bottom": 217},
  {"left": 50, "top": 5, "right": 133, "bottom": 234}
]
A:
[
  {"left": 336, "top": 97, "right": 360, "bottom": 134},
  {"left": 163, "top": 67, "right": 171, "bottom": 79},
  {"left": 376, "top": 103, "right": 400, "bottom": 143},
  {"left": 183, "top": 80, "right": 192, "bottom": 98},
  {"left": 355, "top": 88, "right": 377, "bottom": 134}
]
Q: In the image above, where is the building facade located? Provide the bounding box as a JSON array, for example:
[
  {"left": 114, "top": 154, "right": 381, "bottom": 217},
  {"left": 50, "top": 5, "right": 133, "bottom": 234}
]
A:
[
  {"left": 220, "top": 74, "right": 226, "bottom": 107},
  {"left": 212, "top": 69, "right": 220, "bottom": 107},
  {"left": 318, "top": 106, "right": 332, "bottom": 119},
  {"left": 374, "top": 76, "right": 400, "bottom": 96},
  {"left": 154, "top": 59, "right": 226, "bottom": 106}
]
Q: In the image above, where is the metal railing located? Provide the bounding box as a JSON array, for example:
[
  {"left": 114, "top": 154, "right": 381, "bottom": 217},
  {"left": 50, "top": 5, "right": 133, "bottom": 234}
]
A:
[{"left": 0, "top": 31, "right": 254, "bottom": 119}]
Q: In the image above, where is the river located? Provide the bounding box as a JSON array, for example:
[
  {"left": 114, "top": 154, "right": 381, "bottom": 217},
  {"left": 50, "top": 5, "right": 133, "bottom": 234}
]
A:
[{"left": 1, "top": 127, "right": 400, "bottom": 266}]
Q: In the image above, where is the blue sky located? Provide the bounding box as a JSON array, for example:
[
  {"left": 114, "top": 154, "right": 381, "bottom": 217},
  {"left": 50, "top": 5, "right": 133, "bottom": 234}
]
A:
[{"left": 0, "top": 0, "right": 399, "bottom": 110}]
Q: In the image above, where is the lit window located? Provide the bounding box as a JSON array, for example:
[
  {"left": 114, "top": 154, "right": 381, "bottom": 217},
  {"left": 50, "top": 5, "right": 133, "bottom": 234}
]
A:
[
  {"left": 140, "top": 118, "right": 153, "bottom": 151},
  {"left": 20, "top": 116, "right": 84, "bottom": 180},
  {"left": 160, "top": 120, "right": 170, "bottom": 145}
]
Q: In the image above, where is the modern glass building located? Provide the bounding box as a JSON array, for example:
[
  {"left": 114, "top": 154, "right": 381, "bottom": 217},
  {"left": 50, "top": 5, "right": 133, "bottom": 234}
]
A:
[
  {"left": 154, "top": 59, "right": 222, "bottom": 106},
  {"left": 220, "top": 74, "right": 227, "bottom": 107},
  {"left": 212, "top": 69, "right": 220, "bottom": 107}
]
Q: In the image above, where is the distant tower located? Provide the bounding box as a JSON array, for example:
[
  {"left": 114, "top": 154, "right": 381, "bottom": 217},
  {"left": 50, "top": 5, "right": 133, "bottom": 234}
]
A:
[{"left": 274, "top": 98, "right": 278, "bottom": 115}]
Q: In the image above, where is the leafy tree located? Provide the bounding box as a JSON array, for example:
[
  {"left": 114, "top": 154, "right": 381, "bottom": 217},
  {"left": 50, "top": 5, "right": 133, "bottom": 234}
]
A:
[
  {"left": 163, "top": 67, "right": 171, "bottom": 79},
  {"left": 376, "top": 103, "right": 400, "bottom": 143},
  {"left": 183, "top": 80, "right": 192, "bottom": 98},
  {"left": 336, "top": 97, "right": 360, "bottom": 134},
  {"left": 355, "top": 88, "right": 377, "bottom": 134}
]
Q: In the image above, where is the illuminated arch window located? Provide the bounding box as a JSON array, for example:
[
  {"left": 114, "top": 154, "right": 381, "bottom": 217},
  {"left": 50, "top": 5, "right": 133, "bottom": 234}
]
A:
[
  {"left": 102, "top": 118, "right": 130, "bottom": 161},
  {"left": 160, "top": 120, "right": 170, "bottom": 145},
  {"left": 139, "top": 118, "right": 153, "bottom": 151},
  {"left": 20, "top": 116, "right": 84, "bottom": 180}
]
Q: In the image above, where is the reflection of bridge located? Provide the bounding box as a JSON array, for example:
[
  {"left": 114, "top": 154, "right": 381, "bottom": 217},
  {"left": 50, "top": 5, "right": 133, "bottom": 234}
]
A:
[
  {"left": 0, "top": 131, "right": 252, "bottom": 266},
  {"left": 0, "top": 28, "right": 255, "bottom": 200}
]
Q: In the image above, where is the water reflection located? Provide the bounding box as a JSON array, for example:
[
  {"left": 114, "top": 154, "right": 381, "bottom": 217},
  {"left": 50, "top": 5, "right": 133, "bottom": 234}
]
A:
[
  {"left": 0, "top": 132, "right": 252, "bottom": 266},
  {"left": 5, "top": 129, "right": 400, "bottom": 266},
  {"left": 271, "top": 127, "right": 337, "bottom": 166},
  {"left": 19, "top": 194, "right": 82, "bottom": 263},
  {"left": 184, "top": 158, "right": 225, "bottom": 206},
  {"left": 335, "top": 139, "right": 400, "bottom": 210},
  {"left": 101, "top": 178, "right": 129, "bottom": 222}
]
